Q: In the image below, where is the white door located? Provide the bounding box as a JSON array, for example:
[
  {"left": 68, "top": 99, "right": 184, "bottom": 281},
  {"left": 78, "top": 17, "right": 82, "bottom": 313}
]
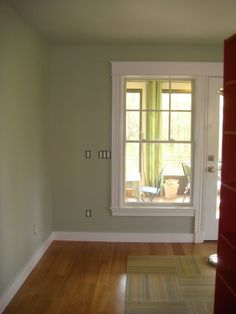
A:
[{"left": 204, "top": 77, "right": 223, "bottom": 240}]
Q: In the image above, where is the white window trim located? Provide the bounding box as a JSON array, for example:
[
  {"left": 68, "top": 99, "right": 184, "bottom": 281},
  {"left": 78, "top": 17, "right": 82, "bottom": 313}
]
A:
[{"left": 111, "top": 62, "right": 223, "bottom": 223}]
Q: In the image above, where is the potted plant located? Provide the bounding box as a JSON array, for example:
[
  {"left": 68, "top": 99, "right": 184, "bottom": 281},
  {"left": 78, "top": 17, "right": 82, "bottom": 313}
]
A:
[{"left": 164, "top": 179, "right": 179, "bottom": 199}]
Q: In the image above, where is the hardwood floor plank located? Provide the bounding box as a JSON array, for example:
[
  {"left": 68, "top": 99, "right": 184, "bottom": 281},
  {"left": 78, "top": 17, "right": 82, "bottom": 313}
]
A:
[{"left": 3, "top": 241, "right": 217, "bottom": 314}]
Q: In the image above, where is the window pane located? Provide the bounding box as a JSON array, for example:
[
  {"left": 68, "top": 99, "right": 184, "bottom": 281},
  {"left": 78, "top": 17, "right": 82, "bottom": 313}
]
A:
[
  {"left": 171, "top": 81, "right": 192, "bottom": 110},
  {"left": 141, "top": 111, "right": 169, "bottom": 141},
  {"left": 141, "top": 143, "right": 191, "bottom": 203},
  {"left": 143, "top": 81, "right": 169, "bottom": 110},
  {"left": 140, "top": 143, "right": 191, "bottom": 177},
  {"left": 160, "top": 143, "right": 191, "bottom": 175},
  {"left": 170, "top": 112, "right": 191, "bottom": 141},
  {"left": 126, "top": 91, "right": 141, "bottom": 110},
  {"left": 126, "top": 111, "right": 140, "bottom": 140},
  {"left": 162, "top": 93, "right": 170, "bottom": 110},
  {"left": 160, "top": 81, "right": 170, "bottom": 110},
  {"left": 125, "top": 143, "right": 140, "bottom": 201},
  {"left": 125, "top": 142, "right": 191, "bottom": 203},
  {"left": 171, "top": 93, "right": 192, "bottom": 110},
  {"left": 125, "top": 143, "right": 139, "bottom": 179}
]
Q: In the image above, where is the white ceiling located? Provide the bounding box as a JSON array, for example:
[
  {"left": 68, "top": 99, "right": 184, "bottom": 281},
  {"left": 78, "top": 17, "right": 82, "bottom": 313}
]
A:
[{"left": 6, "top": 0, "right": 236, "bottom": 44}]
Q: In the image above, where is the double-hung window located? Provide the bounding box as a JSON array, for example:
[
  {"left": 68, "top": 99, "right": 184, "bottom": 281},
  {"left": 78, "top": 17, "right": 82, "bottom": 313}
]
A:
[{"left": 125, "top": 79, "right": 192, "bottom": 205}]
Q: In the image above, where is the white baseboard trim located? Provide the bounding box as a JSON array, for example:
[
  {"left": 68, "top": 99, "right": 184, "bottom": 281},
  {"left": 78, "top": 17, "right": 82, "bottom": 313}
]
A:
[
  {"left": 0, "top": 234, "right": 53, "bottom": 314},
  {"left": 52, "top": 231, "right": 194, "bottom": 243}
]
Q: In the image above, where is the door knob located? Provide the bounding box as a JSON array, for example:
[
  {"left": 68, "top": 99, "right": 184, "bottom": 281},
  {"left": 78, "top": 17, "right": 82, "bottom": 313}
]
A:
[{"left": 207, "top": 166, "right": 215, "bottom": 173}]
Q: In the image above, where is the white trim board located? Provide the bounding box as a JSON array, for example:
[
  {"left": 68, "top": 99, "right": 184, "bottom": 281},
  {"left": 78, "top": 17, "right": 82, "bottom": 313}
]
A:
[
  {"left": 0, "top": 234, "right": 54, "bottom": 314},
  {"left": 52, "top": 231, "right": 194, "bottom": 243}
]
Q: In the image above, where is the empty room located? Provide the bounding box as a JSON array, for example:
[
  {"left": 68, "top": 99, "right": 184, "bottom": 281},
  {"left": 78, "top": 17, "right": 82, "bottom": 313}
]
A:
[{"left": 1, "top": 0, "right": 236, "bottom": 313}]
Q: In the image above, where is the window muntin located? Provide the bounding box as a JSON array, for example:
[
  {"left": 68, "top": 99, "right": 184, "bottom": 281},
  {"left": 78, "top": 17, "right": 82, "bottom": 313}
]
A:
[{"left": 125, "top": 79, "right": 192, "bottom": 204}]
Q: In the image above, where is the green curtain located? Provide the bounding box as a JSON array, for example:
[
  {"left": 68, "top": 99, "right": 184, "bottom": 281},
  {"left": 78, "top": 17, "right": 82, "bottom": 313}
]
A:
[{"left": 145, "top": 81, "right": 163, "bottom": 187}]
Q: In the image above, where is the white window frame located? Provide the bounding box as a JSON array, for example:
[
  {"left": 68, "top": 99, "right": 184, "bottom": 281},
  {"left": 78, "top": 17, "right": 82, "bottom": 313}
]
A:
[{"left": 111, "top": 62, "right": 223, "bottom": 226}]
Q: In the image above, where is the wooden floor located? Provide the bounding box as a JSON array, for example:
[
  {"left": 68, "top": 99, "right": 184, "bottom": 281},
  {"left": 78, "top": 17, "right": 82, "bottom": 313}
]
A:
[{"left": 4, "top": 241, "right": 217, "bottom": 314}]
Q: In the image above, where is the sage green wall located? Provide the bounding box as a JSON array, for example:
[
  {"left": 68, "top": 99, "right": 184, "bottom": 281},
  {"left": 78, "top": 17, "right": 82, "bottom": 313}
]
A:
[
  {"left": 49, "top": 44, "right": 223, "bottom": 232},
  {"left": 0, "top": 2, "right": 51, "bottom": 295}
]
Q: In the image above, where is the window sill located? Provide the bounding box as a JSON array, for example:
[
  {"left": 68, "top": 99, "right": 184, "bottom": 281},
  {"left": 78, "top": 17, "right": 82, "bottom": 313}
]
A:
[{"left": 111, "top": 206, "right": 195, "bottom": 216}]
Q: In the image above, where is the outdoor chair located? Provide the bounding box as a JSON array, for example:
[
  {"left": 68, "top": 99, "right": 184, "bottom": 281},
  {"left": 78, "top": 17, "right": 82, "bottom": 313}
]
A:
[{"left": 140, "top": 168, "right": 165, "bottom": 202}]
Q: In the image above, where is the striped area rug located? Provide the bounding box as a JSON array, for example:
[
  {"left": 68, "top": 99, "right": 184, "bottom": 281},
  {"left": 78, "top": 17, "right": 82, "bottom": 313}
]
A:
[{"left": 125, "top": 256, "right": 216, "bottom": 314}]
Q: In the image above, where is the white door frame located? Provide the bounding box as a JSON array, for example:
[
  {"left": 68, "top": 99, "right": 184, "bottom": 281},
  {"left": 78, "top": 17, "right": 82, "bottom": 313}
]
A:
[{"left": 203, "top": 77, "right": 223, "bottom": 240}]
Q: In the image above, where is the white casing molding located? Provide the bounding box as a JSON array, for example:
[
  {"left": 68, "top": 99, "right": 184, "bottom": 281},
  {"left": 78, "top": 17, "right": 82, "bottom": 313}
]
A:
[
  {"left": 111, "top": 61, "right": 223, "bottom": 244},
  {"left": 0, "top": 234, "right": 53, "bottom": 314}
]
